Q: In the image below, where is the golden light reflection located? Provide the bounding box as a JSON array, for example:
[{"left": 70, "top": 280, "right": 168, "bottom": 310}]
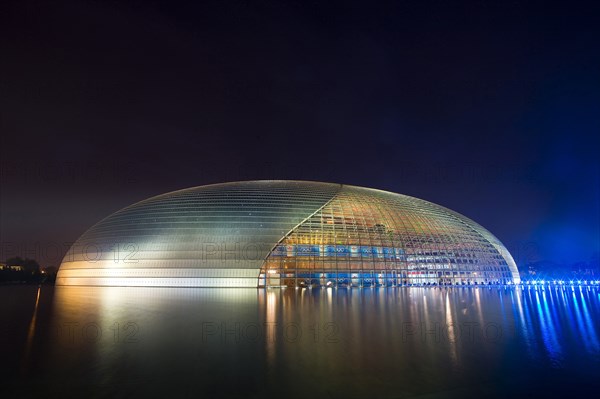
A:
[
  {"left": 20, "top": 286, "right": 41, "bottom": 376},
  {"left": 265, "top": 289, "right": 278, "bottom": 368},
  {"left": 445, "top": 291, "right": 458, "bottom": 365}
]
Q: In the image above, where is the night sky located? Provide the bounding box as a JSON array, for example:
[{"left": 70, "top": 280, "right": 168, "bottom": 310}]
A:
[{"left": 1, "top": 0, "right": 599, "bottom": 269}]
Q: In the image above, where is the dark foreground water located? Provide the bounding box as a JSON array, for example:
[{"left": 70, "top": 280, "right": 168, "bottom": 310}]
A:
[{"left": 1, "top": 285, "right": 599, "bottom": 398}]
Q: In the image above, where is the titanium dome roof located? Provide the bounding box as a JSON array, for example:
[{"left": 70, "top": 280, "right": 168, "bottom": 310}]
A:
[{"left": 57, "top": 180, "right": 520, "bottom": 287}]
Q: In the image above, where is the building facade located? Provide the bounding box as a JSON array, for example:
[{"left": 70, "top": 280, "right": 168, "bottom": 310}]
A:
[{"left": 57, "top": 181, "right": 520, "bottom": 287}]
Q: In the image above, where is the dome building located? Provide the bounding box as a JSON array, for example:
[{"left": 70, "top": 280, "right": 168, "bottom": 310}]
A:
[{"left": 56, "top": 181, "right": 520, "bottom": 287}]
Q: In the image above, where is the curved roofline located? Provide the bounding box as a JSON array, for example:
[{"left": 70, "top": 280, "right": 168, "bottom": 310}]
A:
[{"left": 77, "top": 179, "right": 505, "bottom": 246}]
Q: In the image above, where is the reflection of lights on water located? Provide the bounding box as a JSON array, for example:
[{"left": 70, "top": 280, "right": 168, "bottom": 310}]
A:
[
  {"left": 535, "top": 289, "right": 562, "bottom": 361},
  {"left": 570, "top": 289, "right": 600, "bottom": 352},
  {"left": 445, "top": 292, "right": 458, "bottom": 365},
  {"left": 267, "top": 291, "right": 276, "bottom": 314},
  {"left": 21, "top": 286, "right": 41, "bottom": 376}
]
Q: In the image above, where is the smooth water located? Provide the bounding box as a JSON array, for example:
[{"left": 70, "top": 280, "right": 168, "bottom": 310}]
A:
[{"left": 1, "top": 285, "right": 599, "bottom": 398}]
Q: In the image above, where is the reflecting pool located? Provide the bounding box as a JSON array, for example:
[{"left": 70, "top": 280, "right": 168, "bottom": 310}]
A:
[{"left": 1, "top": 285, "right": 599, "bottom": 398}]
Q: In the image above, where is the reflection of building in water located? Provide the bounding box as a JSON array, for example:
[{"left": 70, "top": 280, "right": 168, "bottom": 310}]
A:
[{"left": 56, "top": 181, "right": 520, "bottom": 287}]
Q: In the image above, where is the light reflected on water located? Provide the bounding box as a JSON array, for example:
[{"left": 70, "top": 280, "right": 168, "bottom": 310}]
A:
[
  {"left": 535, "top": 289, "right": 562, "bottom": 362},
  {"left": 445, "top": 292, "right": 458, "bottom": 366},
  {"left": 571, "top": 287, "right": 600, "bottom": 352},
  {"left": 20, "top": 285, "right": 41, "bottom": 376},
  {"left": 2, "top": 285, "right": 599, "bottom": 398}
]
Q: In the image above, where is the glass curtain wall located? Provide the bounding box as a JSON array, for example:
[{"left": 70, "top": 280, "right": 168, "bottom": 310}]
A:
[{"left": 260, "top": 186, "right": 517, "bottom": 287}]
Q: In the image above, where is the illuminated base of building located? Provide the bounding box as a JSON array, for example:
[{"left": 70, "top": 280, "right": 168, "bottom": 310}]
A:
[
  {"left": 55, "top": 268, "right": 259, "bottom": 287},
  {"left": 258, "top": 271, "right": 513, "bottom": 288},
  {"left": 56, "top": 266, "right": 512, "bottom": 288}
]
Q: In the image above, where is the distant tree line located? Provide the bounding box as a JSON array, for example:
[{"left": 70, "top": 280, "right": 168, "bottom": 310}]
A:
[{"left": 0, "top": 257, "right": 57, "bottom": 284}]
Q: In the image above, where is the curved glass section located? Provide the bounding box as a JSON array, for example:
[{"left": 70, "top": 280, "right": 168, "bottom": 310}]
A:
[
  {"left": 57, "top": 181, "right": 340, "bottom": 287},
  {"left": 260, "top": 185, "right": 520, "bottom": 287}
]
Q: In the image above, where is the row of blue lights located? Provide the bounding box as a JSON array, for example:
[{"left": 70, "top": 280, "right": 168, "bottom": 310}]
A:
[
  {"left": 519, "top": 279, "right": 600, "bottom": 286},
  {"left": 290, "top": 281, "right": 600, "bottom": 289}
]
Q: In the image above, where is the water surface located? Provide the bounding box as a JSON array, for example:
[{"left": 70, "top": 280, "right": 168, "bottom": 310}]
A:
[{"left": 1, "top": 285, "right": 599, "bottom": 398}]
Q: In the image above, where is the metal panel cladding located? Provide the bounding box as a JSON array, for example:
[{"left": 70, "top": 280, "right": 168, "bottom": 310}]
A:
[{"left": 57, "top": 181, "right": 341, "bottom": 287}]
